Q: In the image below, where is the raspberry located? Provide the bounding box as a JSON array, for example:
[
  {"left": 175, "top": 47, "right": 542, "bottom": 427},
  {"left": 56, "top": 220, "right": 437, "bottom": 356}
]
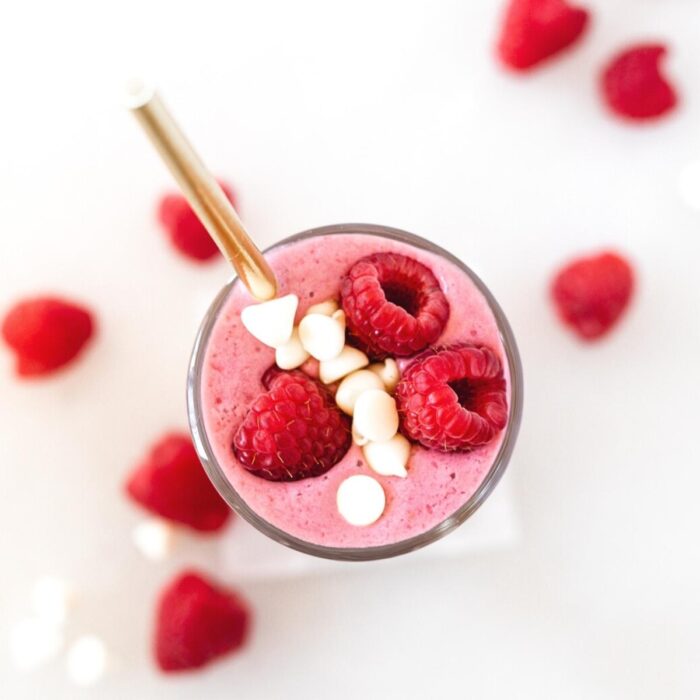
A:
[
  {"left": 126, "top": 433, "right": 231, "bottom": 532},
  {"left": 154, "top": 570, "right": 250, "bottom": 672},
  {"left": 497, "top": 0, "right": 589, "bottom": 71},
  {"left": 551, "top": 251, "right": 634, "bottom": 340},
  {"left": 601, "top": 44, "right": 678, "bottom": 121},
  {"left": 1, "top": 296, "right": 94, "bottom": 377},
  {"left": 157, "top": 181, "right": 236, "bottom": 262},
  {"left": 233, "top": 371, "right": 351, "bottom": 481},
  {"left": 340, "top": 253, "right": 449, "bottom": 358},
  {"left": 395, "top": 345, "right": 508, "bottom": 451}
]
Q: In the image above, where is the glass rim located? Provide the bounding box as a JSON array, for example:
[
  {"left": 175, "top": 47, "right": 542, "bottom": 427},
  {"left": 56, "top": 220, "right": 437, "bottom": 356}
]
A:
[{"left": 187, "top": 223, "right": 523, "bottom": 562}]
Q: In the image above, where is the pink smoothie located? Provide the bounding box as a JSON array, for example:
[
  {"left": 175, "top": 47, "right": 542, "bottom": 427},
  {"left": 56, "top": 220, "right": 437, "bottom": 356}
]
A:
[{"left": 200, "top": 233, "right": 510, "bottom": 549}]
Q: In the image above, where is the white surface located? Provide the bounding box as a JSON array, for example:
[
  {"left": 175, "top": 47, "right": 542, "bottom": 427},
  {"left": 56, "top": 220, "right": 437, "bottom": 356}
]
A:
[{"left": 1, "top": 0, "right": 700, "bottom": 698}]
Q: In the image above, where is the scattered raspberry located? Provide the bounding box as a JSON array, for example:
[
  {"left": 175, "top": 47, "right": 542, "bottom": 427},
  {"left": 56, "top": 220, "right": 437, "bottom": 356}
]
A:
[
  {"left": 395, "top": 345, "right": 508, "bottom": 451},
  {"left": 157, "top": 181, "right": 236, "bottom": 262},
  {"left": 497, "top": 0, "right": 589, "bottom": 71},
  {"left": 601, "top": 44, "right": 678, "bottom": 121},
  {"left": 126, "top": 433, "right": 231, "bottom": 532},
  {"left": 551, "top": 251, "right": 634, "bottom": 340},
  {"left": 233, "top": 371, "right": 351, "bottom": 481},
  {"left": 340, "top": 253, "right": 449, "bottom": 358},
  {"left": 155, "top": 570, "right": 250, "bottom": 672},
  {"left": 1, "top": 296, "right": 94, "bottom": 377}
]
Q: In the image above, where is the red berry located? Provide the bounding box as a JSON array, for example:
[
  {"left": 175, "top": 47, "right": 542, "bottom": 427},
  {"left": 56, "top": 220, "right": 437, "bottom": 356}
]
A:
[
  {"left": 233, "top": 371, "right": 351, "bottom": 482},
  {"left": 340, "top": 253, "right": 449, "bottom": 358},
  {"left": 126, "top": 433, "right": 231, "bottom": 532},
  {"left": 601, "top": 44, "right": 678, "bottom": 121},
  {"left": 395, "top": 345, "right": 508, "bottom": 451},
  {"left": 157, "top": 181, "right": 236, "bottom": 262},
  {"left": 155, "top": 570, "right": 250, "bottom": 672},
  {"left": 1, "top": 296, "right": 94, "bottom": 378},
  {"left": 551, "top": 251, "right": 634, "bottom": 340},
  {"left": 497, "top": 0, "right": 589, "bottom": 71}
]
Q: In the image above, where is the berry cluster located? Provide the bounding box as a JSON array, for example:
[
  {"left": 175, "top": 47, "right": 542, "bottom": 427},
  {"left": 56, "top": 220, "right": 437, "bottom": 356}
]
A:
[{"left": 497, "top": 0, "right": 678, "bottom": 121}]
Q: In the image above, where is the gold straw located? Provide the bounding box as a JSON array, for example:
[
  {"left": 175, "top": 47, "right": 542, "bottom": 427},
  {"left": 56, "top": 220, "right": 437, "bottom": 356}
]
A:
[{"left": 126, "top": 81, "right": 277, "bottom": 301}]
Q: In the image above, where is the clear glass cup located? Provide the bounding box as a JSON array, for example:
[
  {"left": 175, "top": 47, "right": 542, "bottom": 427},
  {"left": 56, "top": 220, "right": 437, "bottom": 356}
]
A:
[{"left": 187, "top": 223, "right": 523, "bottom": 561}]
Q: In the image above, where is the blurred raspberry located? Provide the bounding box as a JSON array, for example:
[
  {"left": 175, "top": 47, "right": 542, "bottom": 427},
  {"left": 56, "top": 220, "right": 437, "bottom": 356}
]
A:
[
  {"left": 601, "top": 44, "right": 678, "bottom": 121},
  {"left": 155, "top": 570, "right": 250, "bottom": 672},
  {"left": 157, "top": 181, "right": 236, "bottom": 262},
  {"left": 1, "top": 296, "right": 95, "bottom": 377},
  {"left": 126, "top": 433, "right": 231, "bottom": 532},
  {"left": 497, "top": 0, "right": 589, "bottom": 71},
  {"left": 551, "top": 251, "right": 634, "bottom": 340}
]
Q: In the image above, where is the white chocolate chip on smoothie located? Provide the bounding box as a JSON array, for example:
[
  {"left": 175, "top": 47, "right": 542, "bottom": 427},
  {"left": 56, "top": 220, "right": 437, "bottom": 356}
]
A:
[
  {"left": 336, "top": 475, "right": 386, "bottom": 526},
  {"left": 240, "top": 293, "right": 298, "bottom": 348},
  {"left": 275, "top": 327, "right": 310, "bottom": 370},
  {"left": 319, "top": 346, "right": 369, "bottom": 384},
  {"left": 352, "top": 389, "right": 399, "bottom": 443},
  {"left": 368, "top": 358, "right": 400, "bottom": 393},
  {"left": 352, "top": 423, "right": 370, "bottom": 446},
  {"left": 305, "top": 299, "right": 339, "bottom": 316},
  {"left": 298, "top": 313, "right": 345, "bottom": 361},
  {"left": 363, "top": 433, "right": 410, "bottom": 478},
  {"left": 335, "top": 369, "right": 385, "bottom": 415}
]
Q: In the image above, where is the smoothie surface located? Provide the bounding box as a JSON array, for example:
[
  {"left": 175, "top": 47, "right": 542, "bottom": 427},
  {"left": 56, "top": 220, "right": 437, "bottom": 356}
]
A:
[{"left": 201, "top": 233, "right": 510, "bottom": 548}]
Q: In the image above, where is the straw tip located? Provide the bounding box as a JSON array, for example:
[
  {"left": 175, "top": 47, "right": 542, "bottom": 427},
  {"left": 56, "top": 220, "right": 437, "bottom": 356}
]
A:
[{"left": 123, "top": 77, "right": 155, "bottom": 109}]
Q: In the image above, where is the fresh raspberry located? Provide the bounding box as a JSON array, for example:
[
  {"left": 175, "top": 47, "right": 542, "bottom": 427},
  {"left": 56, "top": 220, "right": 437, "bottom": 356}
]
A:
[
  {"left": 154, "top": 570, "right": 250, "bottom": 672},
  {"left": 157, "top": 181, "right": 236, "bottom": 262},
  {"left": 1, "top": 296, "right": 94, "bottom": 377},
  {"left": 126, "top": 433, "right": 231, "bottom": 532},
  {"left": 497, "top": 0, "right": 589, "bottom": 71},
  {"left": 551, "top": 251, "right": 634, "bottom": 340},
  {"left": 395, "top": 345, "right": 508, "bottom": 451},
  {"left": 233, "top": 371, "right": 351, "bottom": 481},
  {"left": 340, "top": 253, "right": 449, "bottom": 358},
  {"left": 601, "top": 44, "right": 678, "bottom": 121}
]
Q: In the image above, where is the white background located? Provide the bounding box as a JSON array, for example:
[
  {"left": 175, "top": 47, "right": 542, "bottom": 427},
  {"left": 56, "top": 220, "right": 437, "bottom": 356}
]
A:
[{"left": 2, "top": 0, "right": 700, "bottom": 697}]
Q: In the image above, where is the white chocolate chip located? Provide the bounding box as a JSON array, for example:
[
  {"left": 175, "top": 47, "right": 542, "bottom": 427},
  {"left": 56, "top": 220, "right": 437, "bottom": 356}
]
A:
[
  {"left": 368, "top": 358, "right": 400, "bottom": 393},
  {"left": 241, "top": 294, "right": 298, "bottom": 348},
  {"left": 306, "top": 299, "right": 338, "bottom": 316},
  {"left": 336, "top": 475, "right": 386, "bottom": 526},
  {"left": 275, "top": 327, "right": 310, "bottom": 370},
  {"left": 352, "top": 424, "right": 369, "bottom": 446},
  {"left": 131, "top": 519, "right": 175, "bottom": 561},
  {"left": 298, "top": 313, "right": 346, "bottom": 361},
  {"left": 319, "top": 346, "right": 369, "bottom": 384},
  {"left": 335, "top": 370, "right": 384, "bottom": 415},
  {"left": 352, "top": 389, "right": 399, "bottom": 443},
  {"left": 66, "top": 635, "right": 108, "bottom": 686},
  {"left": 32, "top": 576, "right": 74, "bottom": 626},
  {"left": 363, "top": 434, "right": 410, "bottom": 478}
]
